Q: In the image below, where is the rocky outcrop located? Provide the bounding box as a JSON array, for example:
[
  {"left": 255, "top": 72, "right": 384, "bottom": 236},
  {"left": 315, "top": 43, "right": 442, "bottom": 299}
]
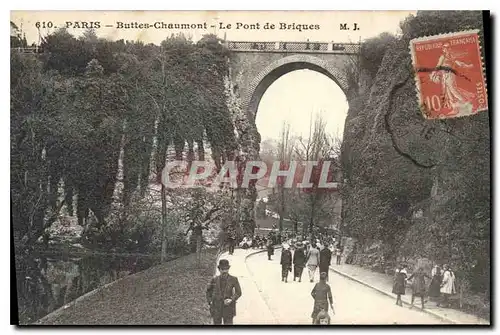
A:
[
  {"left": 342, "top": 11, "right": 489, "bottom": 294},
  {"left": 224, "top": 73, "right": 260, "bottom": 236}
]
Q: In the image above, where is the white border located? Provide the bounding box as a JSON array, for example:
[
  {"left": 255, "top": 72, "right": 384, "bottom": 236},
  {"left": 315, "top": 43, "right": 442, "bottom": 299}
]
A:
[{"left": 4, "top": 4, "right": 497, "bottom": 335}]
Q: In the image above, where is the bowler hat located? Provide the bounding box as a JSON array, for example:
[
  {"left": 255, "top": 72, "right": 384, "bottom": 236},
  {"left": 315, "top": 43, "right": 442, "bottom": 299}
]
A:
[{"left": 218, "top": 259, "right": 230, "bottom": 270}]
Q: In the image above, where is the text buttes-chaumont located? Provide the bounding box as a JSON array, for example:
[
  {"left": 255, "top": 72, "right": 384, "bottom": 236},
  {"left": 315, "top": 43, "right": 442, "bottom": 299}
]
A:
[{"left": 116, "top": 22, "right": 209, "bottom": 29}]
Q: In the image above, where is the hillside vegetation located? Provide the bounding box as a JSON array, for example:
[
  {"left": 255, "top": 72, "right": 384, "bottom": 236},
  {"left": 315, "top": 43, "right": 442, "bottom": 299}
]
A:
[{"left": 341, "top": 11, "right": 489, "bottom": 317}]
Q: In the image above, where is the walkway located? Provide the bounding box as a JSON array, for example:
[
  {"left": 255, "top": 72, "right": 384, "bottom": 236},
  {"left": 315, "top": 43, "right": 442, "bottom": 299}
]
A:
[
  {"left": 217, "top": 248, "right": 488, "bottom": 325},
  {"left": 214, "top": 248, "right": 277, "bottom": 324},
  {"left": 329, "top": 263, "right": 490, "bottom": 325}
]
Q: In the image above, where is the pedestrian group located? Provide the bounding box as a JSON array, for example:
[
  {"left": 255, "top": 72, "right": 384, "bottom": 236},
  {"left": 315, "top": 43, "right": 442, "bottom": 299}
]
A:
[
  {"left": 279, "top": 239, "right": 341, "bottom": 324},
  {"left": 392, "top": 263, "right": 456, "bottom": 310},
  {"left": 211, "top": 232, "right": 343, "bottom": 325}
]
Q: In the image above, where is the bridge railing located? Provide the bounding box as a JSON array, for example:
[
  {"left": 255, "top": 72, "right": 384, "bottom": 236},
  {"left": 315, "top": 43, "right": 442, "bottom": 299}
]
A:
[
  {"left": 226, "top": 41, "right": 360, "bottom": 54},
  {"left": 11, "top": 47, "right": 41, "bottom": 54}
]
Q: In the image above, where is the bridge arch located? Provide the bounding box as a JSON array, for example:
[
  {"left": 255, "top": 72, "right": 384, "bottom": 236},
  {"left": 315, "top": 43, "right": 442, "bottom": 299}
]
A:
[
  {"left": 241, "top": 54, "right": 350, "bottom": 118},
  {"left": 225, "top": 44, "right": 358, "bottom": 236}
]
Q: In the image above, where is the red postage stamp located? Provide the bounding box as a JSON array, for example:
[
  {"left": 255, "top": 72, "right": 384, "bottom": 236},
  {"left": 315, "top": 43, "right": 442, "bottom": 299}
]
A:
[{"left": 410, "top": 30, "right": 488, "bottom": 119}]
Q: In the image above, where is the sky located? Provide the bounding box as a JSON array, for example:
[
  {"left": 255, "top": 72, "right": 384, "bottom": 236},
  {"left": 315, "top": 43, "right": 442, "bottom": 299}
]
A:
[
  {"left": 256, "top": 69, "right": 347, "bottom": 141},
  {"left": 11, "top": 11, "right": 415, "bottom": 142}
]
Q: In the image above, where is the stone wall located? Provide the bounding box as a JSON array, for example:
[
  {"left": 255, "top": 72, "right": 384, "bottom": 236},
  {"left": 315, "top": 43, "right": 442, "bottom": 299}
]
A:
[{"left": 227, "top": 48, "right": 358, "bottom": 235}]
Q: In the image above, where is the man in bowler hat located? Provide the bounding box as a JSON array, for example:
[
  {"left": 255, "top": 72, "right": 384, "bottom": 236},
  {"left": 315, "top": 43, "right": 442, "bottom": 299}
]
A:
[{"left": 206, "top": 259, "right": 242, "bottom": 325}]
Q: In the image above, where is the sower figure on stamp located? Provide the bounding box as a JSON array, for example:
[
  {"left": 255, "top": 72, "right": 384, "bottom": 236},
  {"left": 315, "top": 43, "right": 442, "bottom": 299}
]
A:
[
  {"left": 206, "top": 259, "right": 242, "bottom": 325},
  {"left": 430, "top": 43, "right": 475, "bottom": 116}
]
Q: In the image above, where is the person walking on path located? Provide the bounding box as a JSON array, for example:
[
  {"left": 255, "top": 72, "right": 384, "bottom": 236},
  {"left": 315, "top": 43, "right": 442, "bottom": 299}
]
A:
[
  {"left": 335, "top": 246, "right": 342, "bottom": 265},
  {"left": 428, "top": 264, "right": 443, "bottom": 302},
  {"left": 392, "top": 264, "right": 408, "bottom": 307},
  {"left": 306, "top": 242, "right": 321, "bottom": 283},
  {"left": 293, "top": 242, "right": 306, "bottom": 282},
  {"left": 206, "top": 259, "right": 242, "bottom": 325},
  {"left": 280, "top": 243, "right": 292, "bottom": 282},
  {"left": 438, "top": 264, "right": 456, "bottom": 308},
  {"left": 227, "top": 230, "right": 236, "bottom": 255},
  {"left": 266, "top": 239, "right": 274, "bottom": 260},
  {"left": 310, "top": 272, "right": 334, "bottom": 324},
  {"left": 319, "top": 243, "right": 332, "bottom": 281},
  {"left": 407, "top": 267, "right": 432, "bottom": 309}
]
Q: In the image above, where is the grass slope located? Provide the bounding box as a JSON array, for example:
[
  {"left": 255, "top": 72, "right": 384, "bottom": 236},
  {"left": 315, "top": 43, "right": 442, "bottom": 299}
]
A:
[{"left": 39, "top": 248, "right": 218, "bottom": 325}]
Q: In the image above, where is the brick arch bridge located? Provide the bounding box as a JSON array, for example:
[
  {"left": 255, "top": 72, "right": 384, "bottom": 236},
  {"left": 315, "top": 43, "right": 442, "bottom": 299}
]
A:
[
  {"left": 226, "top": 40, "right": 360, "bottom": 120},
  {"left": 225, "top": 40, "right": 359, "bottom": 235}
]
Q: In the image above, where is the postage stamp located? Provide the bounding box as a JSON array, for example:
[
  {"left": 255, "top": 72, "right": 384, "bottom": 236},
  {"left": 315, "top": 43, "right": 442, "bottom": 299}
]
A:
[{"left": 410, "top": 30, "right": 488, "bottom": 119}]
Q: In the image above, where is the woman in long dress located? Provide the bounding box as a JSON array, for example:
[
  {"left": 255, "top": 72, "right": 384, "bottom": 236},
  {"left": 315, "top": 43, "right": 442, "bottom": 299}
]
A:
[
  {"left": 306, "top": 243, "right": 321, "bottom": 283},
  {"left": 438, "top": 264, "right": 456, "bottom": 308},
  {"left": 392, "top": 264, "right": 408, "bottom": 307},
  {"left": 428, "top": 265, "right": 443, "bottom": 300},
  {"left": 430, "top": 43, "right": 475, "bottom": 116},
  {"left": 280, "top": 244, "right": 292, "bottom": 283}
]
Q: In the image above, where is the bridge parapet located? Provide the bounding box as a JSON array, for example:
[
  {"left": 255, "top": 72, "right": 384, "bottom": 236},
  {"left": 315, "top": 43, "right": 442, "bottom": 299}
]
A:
[
  {"left": 226, "top": 41, "right": 360, "bottom": 54},
  {"left": 11, "top": 47, "right": 41, "bottom": 54}
]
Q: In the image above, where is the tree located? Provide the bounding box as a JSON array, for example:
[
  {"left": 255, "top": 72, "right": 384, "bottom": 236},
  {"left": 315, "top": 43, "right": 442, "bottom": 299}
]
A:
[
  {"left": 294, "top": 113, "right": 339, "bottom": 235},
  {"left": 11, "top": 52, "right": 66, "bottom": 249},
  {"left": 10, "top": 21, "right": 27, "bottom": 48},
  {"left": 276, "top": 122, "right": 294, "bottom": 233},
  {"left": 141, "top": 33, "right": 235, "bottom": 262},
  {"left": 179, "top": 188, "right": 232, "bottom": 266},
  {"left": 11, "top": 29, "right": 239, "bottom": 260},
  {"left": 262, "top": 115, "right": 342, "bottom": 237}
]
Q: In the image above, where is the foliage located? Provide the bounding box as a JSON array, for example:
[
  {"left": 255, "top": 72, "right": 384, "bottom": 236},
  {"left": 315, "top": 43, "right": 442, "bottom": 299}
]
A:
[
  {"left": 341, "top": 10, "right": 490, "bottom": 300},
  {"left": 359, "top": 32, "right": 397, "bottom": 79},
  {"left": 264, "top": 116, "right": 342, "bottom": 235},
  {"left": 399, "top": 11, "right": 484, "bottom": 44},
  {"left": 11, "top": 30, "right": 235, "bottom": 252}
]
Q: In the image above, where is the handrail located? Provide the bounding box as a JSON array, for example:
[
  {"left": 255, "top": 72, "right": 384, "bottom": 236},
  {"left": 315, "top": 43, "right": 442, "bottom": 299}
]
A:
[
  {"left": 11, "top": 47, "right": 41, "bottom": 53},
  {"left": 225, "top": 41, "right": 360, "bottom": 54}
]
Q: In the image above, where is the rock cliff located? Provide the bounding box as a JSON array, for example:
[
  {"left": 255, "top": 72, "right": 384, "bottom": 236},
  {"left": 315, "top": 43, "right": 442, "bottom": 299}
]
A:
[{"left": 341, "top": 11, "right": 489, "bottom": 296}]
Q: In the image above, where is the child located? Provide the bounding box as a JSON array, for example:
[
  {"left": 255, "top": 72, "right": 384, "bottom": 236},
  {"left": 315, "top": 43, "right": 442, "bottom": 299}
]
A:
[
  {"left": 266, "top": 239, "right": 274, "bottom": 260},
  {"left": 407, "top": 267, "right": 432, "bottom": 309},
  {"left": 314, "top": 308, "right": 331, "bottom": 325},
  {"left": 392, "top": 264, "right": 407, "bottom": 307},
  {"left": 310, "top": 272, "right": 334, "bottom": 324}
]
